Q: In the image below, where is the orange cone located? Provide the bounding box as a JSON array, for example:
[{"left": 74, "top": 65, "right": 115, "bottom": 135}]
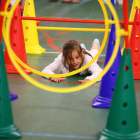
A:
[
  {"left": 4, "top": 4, "right": 31, "bottom": 74},
  {"left": 129, "top": 8, "right": 140, "bottom": 79}
]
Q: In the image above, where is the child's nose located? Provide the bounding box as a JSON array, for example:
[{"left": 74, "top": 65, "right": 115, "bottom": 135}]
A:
[{"left": 73, "top": 59, "right": 77, "bottom": 63}]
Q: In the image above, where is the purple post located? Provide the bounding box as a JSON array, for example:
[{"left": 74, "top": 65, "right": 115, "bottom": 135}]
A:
[
  {"left": 9, "top": 92, "right": 18, "bottom": 101},
  {"left": 92, "top": 24, "right": 121, "bottom": 108}
]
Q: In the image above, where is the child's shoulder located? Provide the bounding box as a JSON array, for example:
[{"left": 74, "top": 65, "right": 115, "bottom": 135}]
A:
[
  {"left": 83, "top": 53, "right": 92, "bottom": 61},
  {"left": 53, "top": 53, "right": 63, "bottom": 62},
  {"left": 56, "top": 53, "right": 63, "bottom": 59}
]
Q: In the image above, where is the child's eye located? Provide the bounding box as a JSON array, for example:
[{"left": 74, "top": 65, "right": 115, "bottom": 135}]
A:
[{"left": 76, "top": 56, "right": 79, "bottom": 59}]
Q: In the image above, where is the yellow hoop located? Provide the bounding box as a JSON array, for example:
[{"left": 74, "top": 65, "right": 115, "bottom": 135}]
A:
[
  {"left": 2, "top": 0, "right": 122, "bottom": 93},
  {"left": 2, "top": 0, "right": 109, "bottom": 78}
]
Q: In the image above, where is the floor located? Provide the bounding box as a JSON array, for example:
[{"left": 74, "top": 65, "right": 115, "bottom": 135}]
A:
[{"left": 2, "top": 0, "right": 140, "bottom": 140}]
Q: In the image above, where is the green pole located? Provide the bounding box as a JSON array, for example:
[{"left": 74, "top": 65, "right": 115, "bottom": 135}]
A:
[
  {"left": 99, "top": 48, "right": 140, "bottom": 139},
  {"left": 0, "top": 42, "right": 21, "bottom": 139}
]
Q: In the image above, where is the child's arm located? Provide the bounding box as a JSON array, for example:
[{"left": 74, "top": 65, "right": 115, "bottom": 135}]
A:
[
  {"left": 85, "top": 63, "right": 102, "bottom": 81},
  {"left": 78, "top": 64, "right": 102, "bottom": 84},
  {"left": 78, "top": 79, "right": 91, "bottom": 84},
  {"left": 42, "top": 54, "right": 66, "bottom": 82}
]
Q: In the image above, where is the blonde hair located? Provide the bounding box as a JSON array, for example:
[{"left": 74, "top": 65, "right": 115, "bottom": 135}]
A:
[{"left": 62, "top": 40, "right": 92, "bottom": 71}]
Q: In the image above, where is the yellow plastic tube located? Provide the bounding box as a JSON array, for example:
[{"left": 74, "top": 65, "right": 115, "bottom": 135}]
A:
[{"left": 36, "top": 26, "right": 110, "bottom": 32}]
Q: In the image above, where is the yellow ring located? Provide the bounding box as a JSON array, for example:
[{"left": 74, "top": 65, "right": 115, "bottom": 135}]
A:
[
  {"left": 3, "top": 0, "right": 121, "bottom": 93},
  {"left": 2, "top": 0, "right": 109, "bottom": 78}
]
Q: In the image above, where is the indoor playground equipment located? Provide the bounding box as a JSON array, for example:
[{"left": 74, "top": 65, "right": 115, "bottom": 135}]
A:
[
  {"left": 93, "top": 0, "right": 140, "bottom": 109},
  {"left": 22, "top": 0, "right": 46, "bottom": 54},
  {"left": 92, "top": 0, "right": 122, "bottom": 109},
  {"left": 121, "top": 0, "right": 140, "bottom": 79},
  {"left": 4, "top": 3, "right": 32, "bottom": 74},
  {"left": 93, "top": 0, "right": 140, "bottom": 108},
  {"left": 129, "top": 8, "right": 140, "bottom": 79},
  {"left": 0, "top": 0, "right": 18, "bottom": 101},
  {"left": 4, "top": 0, "right": 19, "bottom": 101},
  {"left": 9, "top": 91, "right": 18, "bottom": 101},
  {"left": 0, "top": 0, "right": 140, "bottom": 139},
  {"left": 0, "top": 41, "right": 21, "bottom": 139},
  {"left": 0, "top": 0, "right": 21, "bottom": 138},
  {"left": 3, "top": 0, "right": 118, "bottom": 93}
]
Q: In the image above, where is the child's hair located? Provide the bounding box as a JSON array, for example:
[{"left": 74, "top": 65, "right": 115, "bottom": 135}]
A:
[{"left": 62, "top": 40, "right": 92, "bottom": 71}]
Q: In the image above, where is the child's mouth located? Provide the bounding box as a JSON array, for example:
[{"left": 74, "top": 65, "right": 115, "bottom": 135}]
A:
[{"left": 73, "top": 64, "right": 78, "bottom": 68}]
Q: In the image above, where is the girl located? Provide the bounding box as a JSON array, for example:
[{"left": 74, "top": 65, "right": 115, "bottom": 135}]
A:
[{"left": 42, "top": 39, "right": 102, "bottom": 84}]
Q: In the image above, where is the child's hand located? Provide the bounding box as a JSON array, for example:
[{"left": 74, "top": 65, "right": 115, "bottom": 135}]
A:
[
  {"left": 50, "top": 77, "right": 66, "bottom": 82},
  {"left": 78, "top": 79, "right": 91, "bottom": 84}
]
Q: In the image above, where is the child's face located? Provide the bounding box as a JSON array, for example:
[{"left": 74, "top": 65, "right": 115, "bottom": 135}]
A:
[{"left": 67, "top": 50, "right": 82, "bottom": 70}]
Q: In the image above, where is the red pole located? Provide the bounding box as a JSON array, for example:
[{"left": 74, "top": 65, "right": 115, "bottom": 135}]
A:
[
  {"left": 21, "top": 17, "right": 106, "bottom": 24},
  {"left": 123, "top": 0, "right": 129, "bottom": 50},
  {"left": 21, "top": 16, "right": 133, "bottom": 26},
  {"left": 0, "top": 0, "right": 6, "bottom": 42}
]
